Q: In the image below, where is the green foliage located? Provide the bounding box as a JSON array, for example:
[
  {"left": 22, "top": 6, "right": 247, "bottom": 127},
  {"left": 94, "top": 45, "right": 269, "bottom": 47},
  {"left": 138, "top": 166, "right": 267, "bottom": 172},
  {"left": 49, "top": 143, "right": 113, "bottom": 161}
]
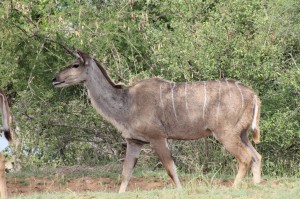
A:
[{"left": 0, "top": 0, "right": 299, "bottom": 177}]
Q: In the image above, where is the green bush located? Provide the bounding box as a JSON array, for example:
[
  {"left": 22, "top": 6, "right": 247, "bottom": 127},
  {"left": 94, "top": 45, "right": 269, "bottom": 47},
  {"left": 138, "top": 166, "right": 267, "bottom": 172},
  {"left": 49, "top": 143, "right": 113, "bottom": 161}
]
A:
[{"left": 0, "top": 0, "right": 299, "bottom": 176}]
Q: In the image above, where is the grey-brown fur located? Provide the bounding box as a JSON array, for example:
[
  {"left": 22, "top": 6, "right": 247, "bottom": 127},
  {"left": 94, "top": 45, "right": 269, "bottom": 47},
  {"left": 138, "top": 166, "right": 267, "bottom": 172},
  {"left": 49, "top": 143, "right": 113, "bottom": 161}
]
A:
[
  {"left": 0, "top": 89, "right": 11, "bottom": 142},
  {"left": 53, "top": 50, "right": 262, "bottom": 192}
]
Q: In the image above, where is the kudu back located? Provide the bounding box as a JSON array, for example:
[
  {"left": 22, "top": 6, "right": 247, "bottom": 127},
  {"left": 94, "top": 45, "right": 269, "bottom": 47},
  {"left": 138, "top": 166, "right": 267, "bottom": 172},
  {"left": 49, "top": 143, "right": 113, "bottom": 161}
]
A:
[
  {"left": 0, "top": 89, "right": 12, "bottom": 198},
  {"left": 53, "top": 50, "right": 262, "bottom": 192}
]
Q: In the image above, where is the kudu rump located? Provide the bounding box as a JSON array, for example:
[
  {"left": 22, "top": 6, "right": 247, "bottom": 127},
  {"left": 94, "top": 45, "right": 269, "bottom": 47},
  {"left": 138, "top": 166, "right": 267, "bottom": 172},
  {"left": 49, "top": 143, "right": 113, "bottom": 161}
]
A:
[
  {"left": 53, "top": 50, "right": 262, "bottom": 192},
  {"left": 0, "top": 89, "right": 12, "bottom": 198}
]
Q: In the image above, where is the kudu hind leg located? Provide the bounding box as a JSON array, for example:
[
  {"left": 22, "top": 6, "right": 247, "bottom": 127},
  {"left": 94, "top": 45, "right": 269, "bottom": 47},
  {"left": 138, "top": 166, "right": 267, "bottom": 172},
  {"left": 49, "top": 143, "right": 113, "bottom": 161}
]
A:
[
  {"left": 240, "top": 130, "right": 262, "bottom": 184},
  {"left": 150, "top": 139, "right": 182, "bottom": 189},
  {"left": 250, "top": 150, "right": 262, "bottom": 184},
  {"left": 119, "top": 139, "right": 144, "bottom": 193},
  {"left": 216, "top": 134, "right": 252, "bottom": 187}
]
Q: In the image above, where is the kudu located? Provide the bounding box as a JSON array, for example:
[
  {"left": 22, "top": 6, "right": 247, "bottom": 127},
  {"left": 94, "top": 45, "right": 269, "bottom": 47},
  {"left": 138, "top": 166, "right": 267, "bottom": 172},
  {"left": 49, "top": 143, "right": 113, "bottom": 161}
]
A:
[
  {"left": 0, "top": 89, "right": 12, "bottom": 198},
  {"left": 53, "top": 50, "right": 262, "bottom": 192}
]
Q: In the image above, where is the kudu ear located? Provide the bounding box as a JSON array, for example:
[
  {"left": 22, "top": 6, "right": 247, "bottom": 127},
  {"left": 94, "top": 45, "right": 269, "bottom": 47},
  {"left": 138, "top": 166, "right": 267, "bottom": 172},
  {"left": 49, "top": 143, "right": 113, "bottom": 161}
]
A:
[{"left": 74, "top": 48, "right": 85, "bottom": 64}]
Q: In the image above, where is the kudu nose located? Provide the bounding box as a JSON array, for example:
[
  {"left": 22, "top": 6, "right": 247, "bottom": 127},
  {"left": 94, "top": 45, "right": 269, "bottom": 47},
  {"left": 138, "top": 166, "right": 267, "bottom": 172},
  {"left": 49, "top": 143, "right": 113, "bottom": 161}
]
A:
[{"left": 52, "top": 77, "right": 57, "bottom": 82}]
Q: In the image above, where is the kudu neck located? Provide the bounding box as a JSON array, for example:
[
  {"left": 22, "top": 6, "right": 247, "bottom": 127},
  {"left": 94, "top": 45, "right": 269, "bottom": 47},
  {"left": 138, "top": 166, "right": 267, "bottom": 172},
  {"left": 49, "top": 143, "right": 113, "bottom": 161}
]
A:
[{"left": 84, "top": 61, "right": 128, "bottom": 121}]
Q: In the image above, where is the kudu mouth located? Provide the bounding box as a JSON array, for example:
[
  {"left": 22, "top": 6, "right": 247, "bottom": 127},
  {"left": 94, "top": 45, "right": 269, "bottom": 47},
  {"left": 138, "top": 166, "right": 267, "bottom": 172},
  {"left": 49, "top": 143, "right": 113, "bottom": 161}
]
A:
[
  {"left": 52, "top": 76, "right": 84, "bottom": 87},
  {"left": 52, "top": 77, "right": 66, "bottom": 87}
]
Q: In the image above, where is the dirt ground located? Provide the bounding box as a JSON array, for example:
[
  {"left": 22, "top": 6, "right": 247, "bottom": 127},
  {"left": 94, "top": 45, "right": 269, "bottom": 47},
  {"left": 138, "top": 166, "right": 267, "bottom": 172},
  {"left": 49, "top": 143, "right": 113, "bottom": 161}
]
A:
[
  {"left": 5, "top": 166, "right": 234, "bottom": 197},
  {"left": 5, "top": 165, "right": 169, "bottom": 197},
  {"left": 7, "top": 176, "right": 166, "bottom": 196},
  {"left": 7, "top": 177, "right": 235, "bottom": 197}
]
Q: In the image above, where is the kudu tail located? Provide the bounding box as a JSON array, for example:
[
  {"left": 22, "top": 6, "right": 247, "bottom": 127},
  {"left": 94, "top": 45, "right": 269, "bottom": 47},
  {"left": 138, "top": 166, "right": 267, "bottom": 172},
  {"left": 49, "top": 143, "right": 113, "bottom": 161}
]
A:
[
  {"left": 251, "top": 95, "right": 261, "bottom": 144},
  {"left": 0, "top": 90, "right": 12, "bottom": 141}
]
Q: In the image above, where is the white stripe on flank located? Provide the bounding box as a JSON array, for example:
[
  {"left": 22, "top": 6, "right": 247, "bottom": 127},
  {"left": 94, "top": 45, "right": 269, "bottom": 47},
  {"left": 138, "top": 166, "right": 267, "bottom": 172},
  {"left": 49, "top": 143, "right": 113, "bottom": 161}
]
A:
[
  {"left": 170, "top": 83, "right": 178, "bottom": 120},
  {"left": 252, "top": 95, "right": 258, "bottom": 130},
  {"left": 185, "top": 82, "right": 189, "bottom": 113},
  {"left": 203, "top": 82, "right": 207, "bottom": 120},
  {"left": 225, "top": 79, "right": 232, "bottom": 99},
  {"left": 235, "top": 82, "right": 244, "bottom": 109},
  {"left": 160, "top": 85, "right": 166, "bottom": 121},
  {"left": 216, "top": 81, "right": 221, "bottom": 123}
]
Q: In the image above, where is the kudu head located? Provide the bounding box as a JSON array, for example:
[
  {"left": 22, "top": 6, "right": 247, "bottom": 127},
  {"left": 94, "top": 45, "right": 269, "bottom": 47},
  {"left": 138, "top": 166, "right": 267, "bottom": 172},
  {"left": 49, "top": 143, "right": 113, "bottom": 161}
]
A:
[
  {"left": 0, "top": 89, "right": 12, "bottom": 141},
  {"left": 52, "top": 49, "right": 92, "bottom": 87}
]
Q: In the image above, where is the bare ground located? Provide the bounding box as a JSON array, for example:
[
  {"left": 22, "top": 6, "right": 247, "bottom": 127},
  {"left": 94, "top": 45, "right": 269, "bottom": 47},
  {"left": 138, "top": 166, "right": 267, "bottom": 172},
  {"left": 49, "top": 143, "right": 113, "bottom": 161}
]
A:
[
  {"left": 6, "top": 165, "right": 235, "bottom": 197},
  {"left": 7, "top": 165, "right": 287, "bottom": 198},
  {"left": 7, "top": 176, "right": 167, "bottom": 196},
  {"left": 6, "top": 165, "right": 169, "bottom": 197}
]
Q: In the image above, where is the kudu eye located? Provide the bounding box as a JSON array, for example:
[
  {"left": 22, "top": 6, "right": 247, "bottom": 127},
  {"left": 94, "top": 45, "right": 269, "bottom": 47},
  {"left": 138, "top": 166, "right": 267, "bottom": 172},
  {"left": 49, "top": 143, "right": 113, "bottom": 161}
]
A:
[{"left": 73, "top": 64, "right": 80, "bottom": 68}]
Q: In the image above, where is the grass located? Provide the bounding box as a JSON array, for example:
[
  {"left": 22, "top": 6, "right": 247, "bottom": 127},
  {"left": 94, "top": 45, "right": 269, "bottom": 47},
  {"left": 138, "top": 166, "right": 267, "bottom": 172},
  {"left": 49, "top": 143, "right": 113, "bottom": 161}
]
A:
[
  {"left": 6, "top": 165, "right": 300, "bottom": 199},
  {"left": 10, "top": 177, "right": 300, "bottom": 199}
]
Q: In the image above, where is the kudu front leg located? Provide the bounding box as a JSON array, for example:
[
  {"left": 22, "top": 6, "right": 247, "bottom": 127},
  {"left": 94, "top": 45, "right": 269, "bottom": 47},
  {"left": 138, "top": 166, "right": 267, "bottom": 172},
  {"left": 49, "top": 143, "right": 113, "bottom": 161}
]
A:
[
  {"left": 119, "top": 139, "right": 144, "bottom": 193},
  {"left": 150, "top": 138, "right": 182, "bottom": 189}
]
